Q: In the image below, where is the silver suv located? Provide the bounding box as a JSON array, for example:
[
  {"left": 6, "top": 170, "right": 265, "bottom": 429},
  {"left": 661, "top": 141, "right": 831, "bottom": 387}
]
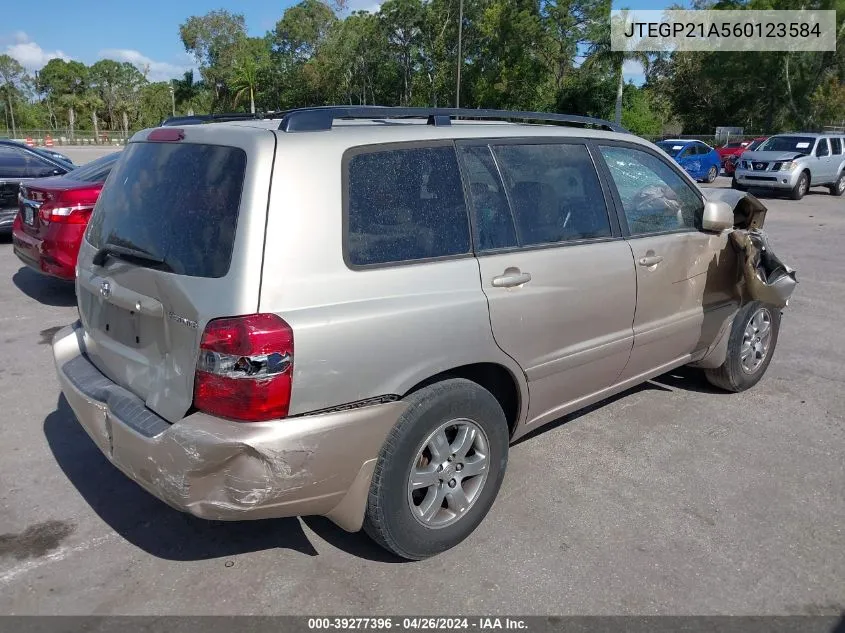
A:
[
  {"left": 53, "top": 107, "right": 792, "bottom": 559},
  {"left": 733, "top": 133, "right": 845, "bottom": 200}
]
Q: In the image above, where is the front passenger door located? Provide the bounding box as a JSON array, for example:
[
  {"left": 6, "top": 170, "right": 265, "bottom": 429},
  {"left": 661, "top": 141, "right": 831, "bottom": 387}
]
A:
[
  {"left": 597, "top": 143, "right": 739, "bottom": 382},
  {"left": 0, "top": 146, "right": 28, "bottom": 210}
]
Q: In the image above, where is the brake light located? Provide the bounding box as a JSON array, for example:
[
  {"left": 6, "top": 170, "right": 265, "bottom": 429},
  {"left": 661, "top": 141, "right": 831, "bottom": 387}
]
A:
[
  {"left": 38, "top": 187, "right": 101, "bottom": 224},
  {"left": 193, "top": 314, "right": 294, "bottom": 422},
  {"left": 148, "top": 128, "right": 184, "bottom": 142}
]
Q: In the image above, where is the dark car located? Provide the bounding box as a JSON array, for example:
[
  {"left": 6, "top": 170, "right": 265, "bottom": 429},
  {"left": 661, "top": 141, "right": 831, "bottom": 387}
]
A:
[
  {"left": 0, "top": 140, "right": 73, "bottom": 234},
  {"left": 13, "top": 151, "right": 120, "bottom": 280}
]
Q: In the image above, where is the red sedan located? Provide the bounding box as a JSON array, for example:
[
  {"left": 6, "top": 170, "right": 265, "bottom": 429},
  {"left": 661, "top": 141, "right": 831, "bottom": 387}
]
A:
[
  {"left": 13, "top": 152, "right": 120, "bottom": 281},
  {"left": 722, "top": 137, "right": 768, "bottom": 175}
]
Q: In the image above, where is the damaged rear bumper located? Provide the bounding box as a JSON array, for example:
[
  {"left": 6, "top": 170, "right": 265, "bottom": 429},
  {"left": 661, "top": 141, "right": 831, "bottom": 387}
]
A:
[{"left": 52, "top": 321, "right": 405, "bottom": 531}]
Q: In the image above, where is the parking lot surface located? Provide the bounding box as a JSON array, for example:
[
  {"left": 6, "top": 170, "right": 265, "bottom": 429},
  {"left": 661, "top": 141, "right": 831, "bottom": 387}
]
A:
[{"left": 0, "top": 176, "right": 843, "bottom": 615}]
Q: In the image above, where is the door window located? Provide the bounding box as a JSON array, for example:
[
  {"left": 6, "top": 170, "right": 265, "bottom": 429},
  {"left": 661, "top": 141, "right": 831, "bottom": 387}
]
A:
[
  {"left": 345, "top": 145, "right": 470, "bottom": 266},
  {"left": 598, "top": 145, "right": 703, "bottom": 236},
  {"left": 816, "top": 139, "right": 830, "bottom": 157},
  {"left": 0, "top": 145, "right": 29, "bottom": 178},
  {"left": 831, "top": 138, "right": 843, "bottom": 155},
  {"left": 459, "top": 143, "right": 611, "bottom": 250}
]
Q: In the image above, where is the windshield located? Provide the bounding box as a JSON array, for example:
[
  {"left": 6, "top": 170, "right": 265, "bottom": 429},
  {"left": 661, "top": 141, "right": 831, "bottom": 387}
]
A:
[
  {"left": 67, "top": 152, "right": 120, "bottom": 183},
  {"left": 86, "top": 142, "right": 247, "bottom": 278},
  {"left": 758, "top": 136, "right": 816, "bottom": 153},
  {"left": 656, "top": 141, "right": 687, "bottom": 158},
  {"left": 723, "top": 142, "right": 743, "bottom": 149}
]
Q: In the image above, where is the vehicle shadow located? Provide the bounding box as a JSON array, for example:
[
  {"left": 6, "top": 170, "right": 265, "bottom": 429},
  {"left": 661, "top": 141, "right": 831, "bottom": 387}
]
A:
[
  {"left": 43, "top": 395, "right": 320, "bottom": 561},
  {"left": 12, "top": 266, "right": 77, "bottom": 307},
  {"left": 512, "top": 381, "right": 672, "bottom": 447},
  {"left": 650, "top": 365, "right": 723, "bottom": 394}
]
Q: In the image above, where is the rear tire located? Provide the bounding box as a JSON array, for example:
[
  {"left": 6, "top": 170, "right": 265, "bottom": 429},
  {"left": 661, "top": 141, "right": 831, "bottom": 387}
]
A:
[
  {"left": 705, "top": 302, "right": 781, "bottom": 393},
  {"left": 790, "top": 171, "right": 809, "bottom": 200},
  {"left": 705, "top": 165, "right": 718, "bottom": 183},
  {"left": 363, "top": 378, "right": 509, "bottom": 560},
  {"left": 829, "top": 172, "right": 845, "bottom": 196}
]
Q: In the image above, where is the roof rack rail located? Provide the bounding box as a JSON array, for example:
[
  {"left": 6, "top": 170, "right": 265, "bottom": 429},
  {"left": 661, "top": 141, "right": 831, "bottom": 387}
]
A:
[
  {"left": 277, "top": 106, "right": 627, "bottom": 133},
  {"left": 160, "top": 111, "right": 293, "bottom": 127}
]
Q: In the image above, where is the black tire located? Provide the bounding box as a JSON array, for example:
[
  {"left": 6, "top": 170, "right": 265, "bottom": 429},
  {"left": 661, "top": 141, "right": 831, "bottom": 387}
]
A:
[
  {"left": 705, "top": 165, "right": 718, "bottom": 183},
  {"left": 790, "top": 171, "right": 809, "bottom": 200},
  {"left": 363, "top": 378, "right": 509, "bottom": 560},
  {"left": 829, "top": 171, "right": 845, "bottom": 196},
  {"left": 731, "top": 177, "right": 746, "bottom": 192},
  {"left": 705, "top": 301, "right": 781, "bottom": 393}
]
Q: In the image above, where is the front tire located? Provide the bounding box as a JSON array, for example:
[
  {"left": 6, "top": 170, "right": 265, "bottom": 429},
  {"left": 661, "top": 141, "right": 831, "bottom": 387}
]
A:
[
  {"left": 829, "top": 172, "right": 845, "bottom": 196},
  {"left": 705, "top": 302, "right": 781, "bottom": 392},
  {"left": 705, "top": 165, "right": 718, "bottom": 183},
  {"left": 364, "top": 378, "right": 509, "bottom": 560},
  {"left": 790, "top": 171, "right": 809, "bottom": 200}
]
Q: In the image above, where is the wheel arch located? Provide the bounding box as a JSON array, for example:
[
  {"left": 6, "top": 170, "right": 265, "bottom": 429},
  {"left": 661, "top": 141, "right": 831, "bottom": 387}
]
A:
[{"left": 403, "top": 362, "right": 526, "bottom": 438}]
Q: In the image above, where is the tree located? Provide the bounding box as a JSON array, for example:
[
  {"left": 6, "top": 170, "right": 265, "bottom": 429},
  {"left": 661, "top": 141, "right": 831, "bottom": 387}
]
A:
[
  {"left": 231, "top": 38, "right": 271, "bottom": 113},
  {"left": 583, "top": 15, "right": 649, "bottom": 126},
  {"left": 380, "top": 0, "right": 425, "bottom": 105},
  {"left": 180, "top": 10, "right": 247, "bottom": 110},
  {"left": 0, "top": 54, "right": 25, "bottom": 136}
]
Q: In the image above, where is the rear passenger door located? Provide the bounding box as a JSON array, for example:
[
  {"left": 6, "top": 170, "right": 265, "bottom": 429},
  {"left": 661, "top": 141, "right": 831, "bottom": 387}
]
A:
[{"left": 457, "top": 139, "right": 636, "bottom": 428}]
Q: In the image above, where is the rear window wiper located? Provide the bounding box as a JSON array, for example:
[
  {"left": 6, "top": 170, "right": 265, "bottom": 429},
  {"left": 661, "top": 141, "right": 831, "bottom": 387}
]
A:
[{"left": 92, "top": 243, "right": 173, "bottom": 272}]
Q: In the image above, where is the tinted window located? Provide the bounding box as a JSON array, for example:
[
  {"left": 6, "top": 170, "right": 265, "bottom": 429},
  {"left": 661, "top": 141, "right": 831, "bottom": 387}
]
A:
[
  {"left": 697, "top": 144, "right": 711, "bottom": 155},
  {"left": 457, "top": 145, "right": 516, "bottom": 250},
  {"left": 759, "top": 136, "right": 816, "bottom": 153},
  {"left": 346, "top": 145, "right": 470, "bottom": 266},
  {"left": 599, "top": 145, "right": 702, "bottom": 235},
  {"left": 0, "top": 146, "right": 27, "bottom": 176},
  {"left": 832, "top": 138, "right": 843, "bottom": 155},
  {"left": 656, "top": 141, "right": 685, "bottom": 158},
  {"left": 86, "top": 142, "right": 246, "bottom": 278},
  {"left": 816, "top": 138, "right": 830, "bottom": 156},
  {"left": 67, "top": 152, "right": 119, "bottom": 183},
  {"left": 18, "top": 148, "right": 59, "bottom": 178},
  {"left": 488, "top": 143, "right": 610, "bottom": 247}
]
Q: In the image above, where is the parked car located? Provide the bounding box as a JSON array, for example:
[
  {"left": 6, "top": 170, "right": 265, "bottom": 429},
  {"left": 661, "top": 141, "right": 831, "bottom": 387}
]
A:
[
  {"left": 655, "top": 139, "right": 721, "bottom": 182},
  {"left": 0, "top": 139, "right": 73, "bottom": 235},
  {"left": 13, "top": 152, "right": 121, "bottom": 280},
  {"left": 716, "top": 140, "right": 749, "bottom": 162},
  {"left": 52, "top": 107, "right": 793, "bottom": 560},
  {"left": 723, "top": 137, "right": 768, "bottom": 175},
  {"left": 733, "top": 133, "right": 845, "bottom": 199}
]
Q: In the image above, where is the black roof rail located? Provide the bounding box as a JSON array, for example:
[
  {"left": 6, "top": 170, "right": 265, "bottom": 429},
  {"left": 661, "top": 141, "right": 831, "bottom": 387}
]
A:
[
  {"left": 277, "top": 106, "right": 628, "bottom": 133},
  {"left": 160, "top": 112, "right": 285, "bottom": 127}
]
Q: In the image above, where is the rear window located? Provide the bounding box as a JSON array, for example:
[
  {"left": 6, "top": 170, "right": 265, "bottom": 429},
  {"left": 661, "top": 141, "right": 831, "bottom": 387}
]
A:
[
  {"left": 831, "top": 137, "right": 843, "bottom": 155},
  {"left": 345, "top": 145, "right": 470, "bottom": 267},
  {"left": 66, "top": 152, "right": 119, "bottom": 183},
  {"left": 86, "top": 142, "right": 246, "bottom": 278}
]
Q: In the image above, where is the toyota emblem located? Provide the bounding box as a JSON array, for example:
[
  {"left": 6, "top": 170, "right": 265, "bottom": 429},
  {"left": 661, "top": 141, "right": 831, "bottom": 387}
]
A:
[{"left": 100, "top": 281, "right": 111, "bottom": 299}]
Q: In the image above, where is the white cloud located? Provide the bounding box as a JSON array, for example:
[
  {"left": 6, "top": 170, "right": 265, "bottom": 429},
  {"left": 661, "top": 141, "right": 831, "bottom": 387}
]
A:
[
  {"left": 3, "top": 32, "right": 70, "bottom": 71},
  {"left": 98, "top": 48, "right": 194, "bottom": 82},
  {"left": 344, "top": 0, "right": 381, "bottom": 13}
]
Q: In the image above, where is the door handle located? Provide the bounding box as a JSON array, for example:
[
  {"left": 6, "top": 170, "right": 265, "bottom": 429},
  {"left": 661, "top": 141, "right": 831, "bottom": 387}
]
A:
[
  {"left": 638, "top": 255, "right": 664, "bottom": 267},
  {"left": 492, "top": 269, "right": 532, "bottom": 288}
]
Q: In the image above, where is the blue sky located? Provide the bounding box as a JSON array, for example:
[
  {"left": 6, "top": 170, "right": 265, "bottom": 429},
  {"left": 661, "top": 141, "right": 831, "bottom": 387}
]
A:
[{"left": 2, "top": 0, "right": 670, "bottom": 83}]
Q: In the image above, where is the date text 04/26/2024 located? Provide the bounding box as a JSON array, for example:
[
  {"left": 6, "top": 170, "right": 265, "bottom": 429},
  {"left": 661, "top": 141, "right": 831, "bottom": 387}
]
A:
[{"left": 307, "top": 618, "right": 528, "bottom": 630}]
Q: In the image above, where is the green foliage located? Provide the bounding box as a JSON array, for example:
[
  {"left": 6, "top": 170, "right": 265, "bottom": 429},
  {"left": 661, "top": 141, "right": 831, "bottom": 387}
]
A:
[{"left": 4, "top": 0, "right": 843, "bottom": 138}]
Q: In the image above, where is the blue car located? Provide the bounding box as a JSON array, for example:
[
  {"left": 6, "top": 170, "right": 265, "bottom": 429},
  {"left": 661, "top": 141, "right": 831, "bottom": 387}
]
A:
[{"left": 656, "top": 139, "right": 721, "bottom": 183}]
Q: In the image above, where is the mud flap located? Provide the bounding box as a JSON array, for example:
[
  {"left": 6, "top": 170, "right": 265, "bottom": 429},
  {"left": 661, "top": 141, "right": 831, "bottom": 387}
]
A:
[{"left": 731, "top": 229, "right": 797, "bottom": 309}]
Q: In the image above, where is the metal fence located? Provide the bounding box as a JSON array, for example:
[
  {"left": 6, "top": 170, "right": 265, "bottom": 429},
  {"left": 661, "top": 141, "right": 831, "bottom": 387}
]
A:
[{"left": 0, "top": 129, "right": 133, "bottom": 146}]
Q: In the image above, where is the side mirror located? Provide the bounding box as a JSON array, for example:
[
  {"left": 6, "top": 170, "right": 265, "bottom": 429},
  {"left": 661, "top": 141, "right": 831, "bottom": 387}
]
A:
[{"left": 701, "top": 200, "right": 734, "bottom": 232}]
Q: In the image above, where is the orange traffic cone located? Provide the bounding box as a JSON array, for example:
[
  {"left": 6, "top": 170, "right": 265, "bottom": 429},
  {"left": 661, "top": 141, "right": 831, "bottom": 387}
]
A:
[
  {"left": 45, "top": 134, "right": 54, "bottom": 147},
  {"left": 26, "top": 137, "right": 33, "bottom": 147}
]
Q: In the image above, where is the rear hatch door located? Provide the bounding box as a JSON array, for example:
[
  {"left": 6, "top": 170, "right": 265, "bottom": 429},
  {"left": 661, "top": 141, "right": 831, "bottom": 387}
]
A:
[{"left": 75, "top": 125, "right": 276, "bottom": 423}]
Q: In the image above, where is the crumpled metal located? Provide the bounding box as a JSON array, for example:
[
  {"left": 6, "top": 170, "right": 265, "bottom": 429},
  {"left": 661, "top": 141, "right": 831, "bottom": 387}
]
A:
[{"left": 731, "top": 228, "right": 797, "bottom": 308}]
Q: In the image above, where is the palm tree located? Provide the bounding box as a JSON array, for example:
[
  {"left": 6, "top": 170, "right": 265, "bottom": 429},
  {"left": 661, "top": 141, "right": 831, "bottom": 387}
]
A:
[
  {"left": 584, "top": 23, "right": 649, "bottom": 126},
  {"left": 231, "top": 57, "right": 261, "bottom": 114}
]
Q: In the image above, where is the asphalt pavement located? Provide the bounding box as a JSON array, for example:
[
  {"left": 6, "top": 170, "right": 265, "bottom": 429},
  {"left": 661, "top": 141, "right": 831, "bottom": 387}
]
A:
[{"left": 0, "top": 174, "right": 843, "bottom": 615}]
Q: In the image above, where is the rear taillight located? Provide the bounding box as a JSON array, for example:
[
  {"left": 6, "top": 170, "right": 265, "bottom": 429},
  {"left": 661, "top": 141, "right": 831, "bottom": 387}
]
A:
[
  {"left": 39, "top": 187, "right": 101, "bottom": 224},
  {"left": 193, "top": 314, "right": 294, "bottom": 422}
]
